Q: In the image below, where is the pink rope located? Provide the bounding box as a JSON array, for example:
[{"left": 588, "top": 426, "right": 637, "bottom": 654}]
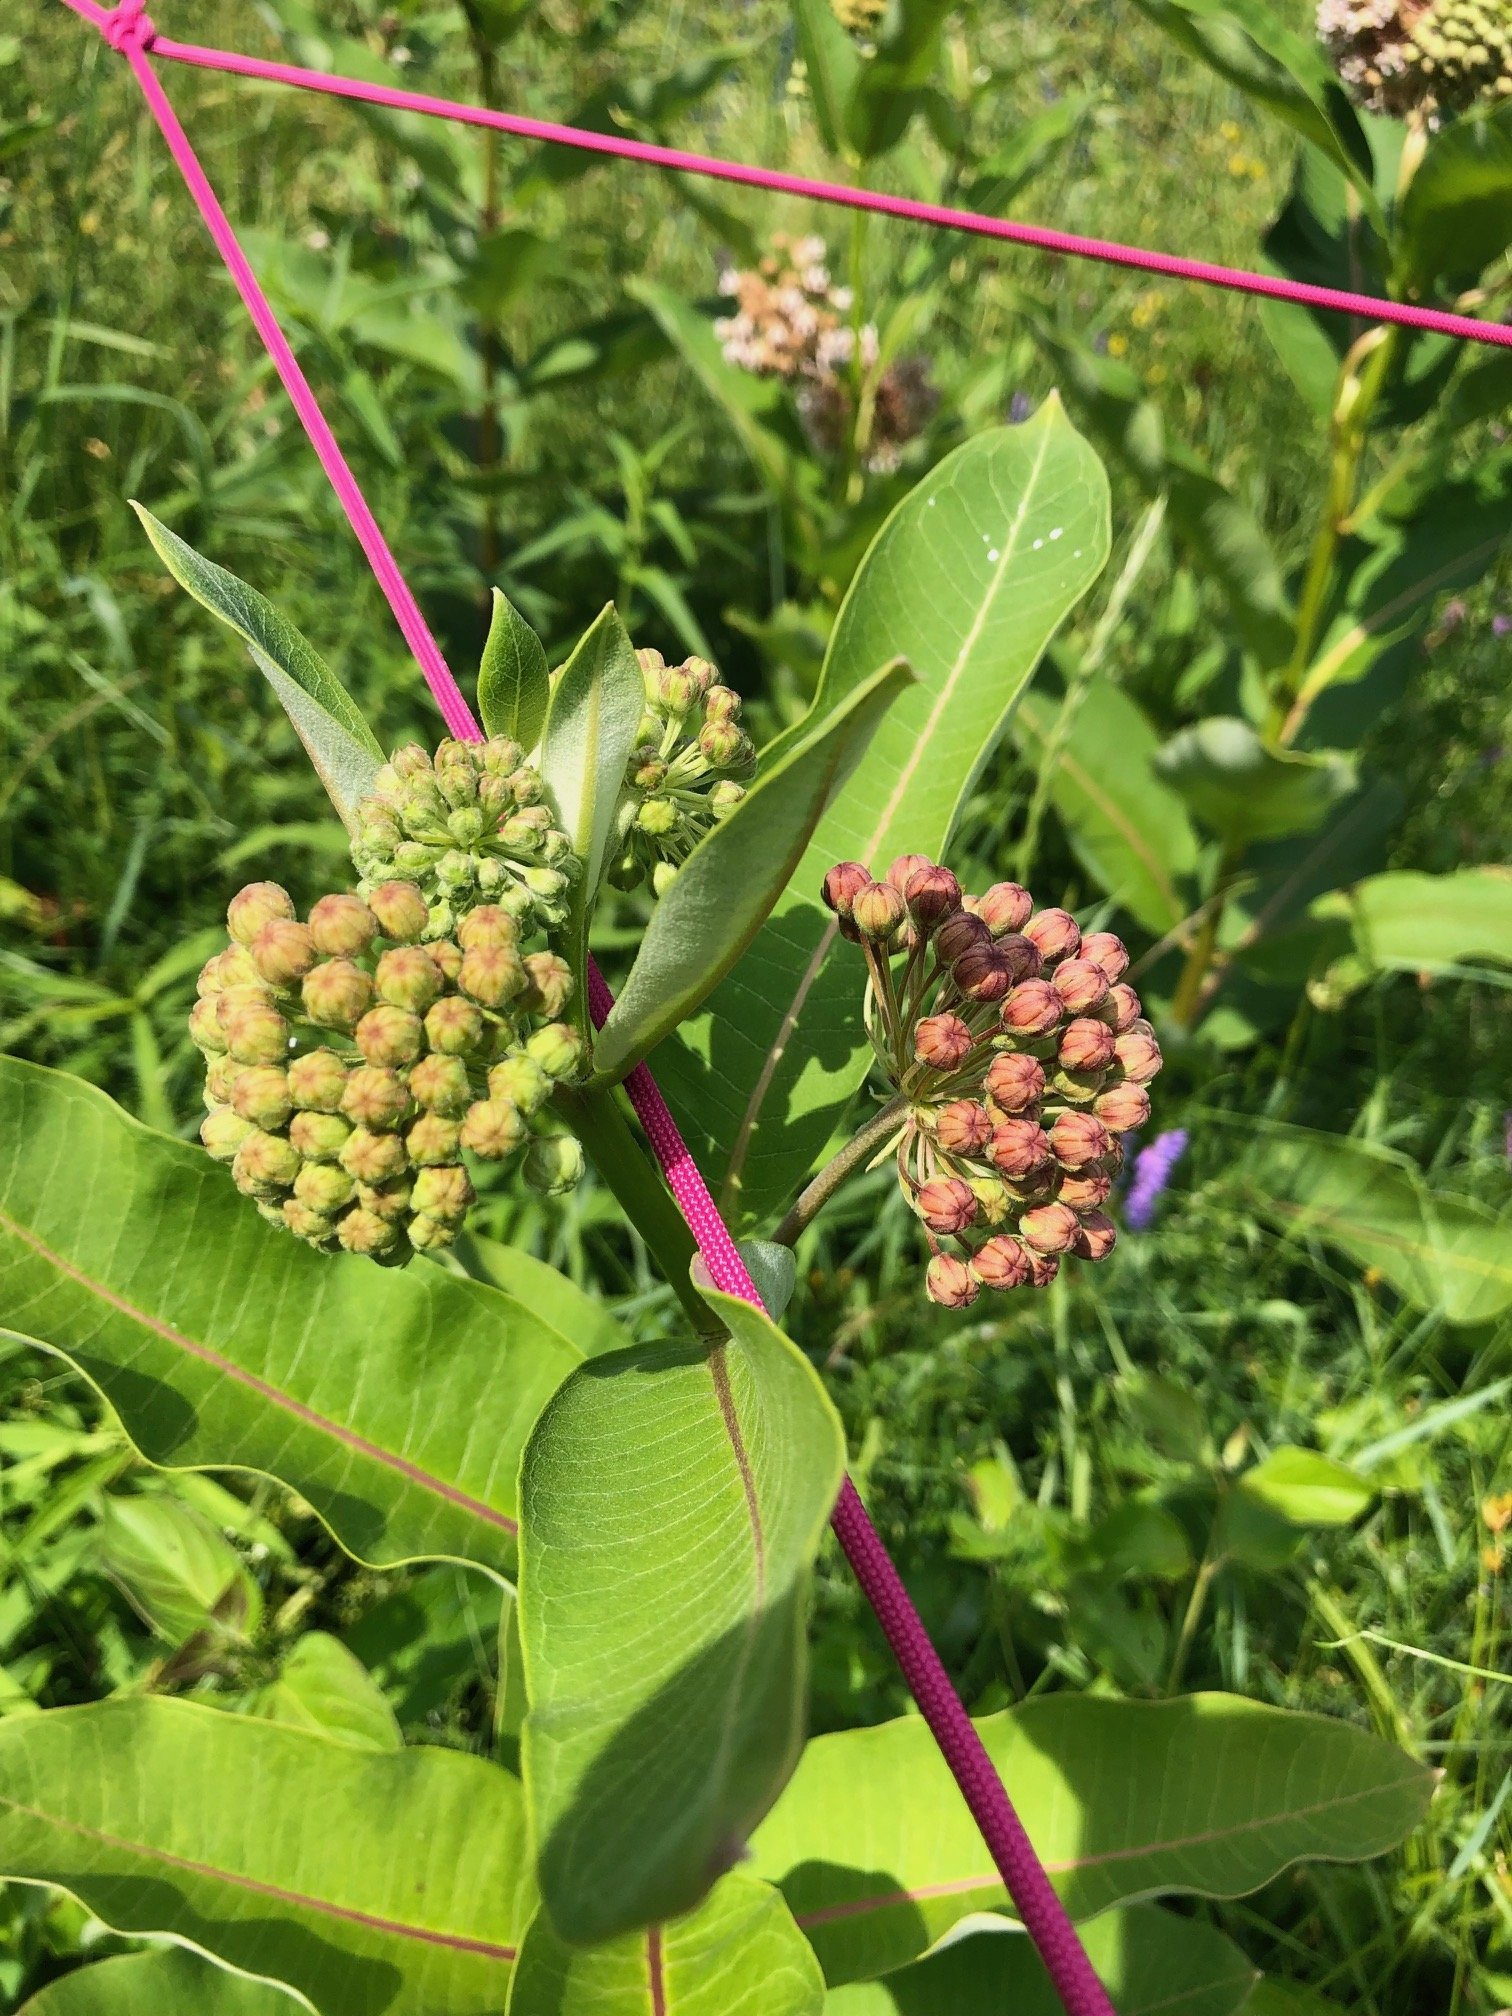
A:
[{"left": 63, "top": 0, "right": 1512, "bottom": 351}]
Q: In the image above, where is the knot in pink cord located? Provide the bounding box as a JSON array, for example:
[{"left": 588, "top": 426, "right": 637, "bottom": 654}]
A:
[{"left": 102, "top": 0, "right": 156, "bottom": 53}]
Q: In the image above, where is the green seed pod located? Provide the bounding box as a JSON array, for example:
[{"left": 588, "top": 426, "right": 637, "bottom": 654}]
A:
[
  {"left": 407, "top": 1212, "right": 457, "bottom": 1253},
  {"left": 228, "top": 881, "right": 295, "bottom": 947},
  {"left": 412, "top": 1163, "right": 475, "bottom": 1224},
  {"left": 373, "top": 946, "right": 443, "bottom": 1015},
  {"left": 459, "top": 944, "right": 526, "bottom": 1010},
  {"left": 357, "top": 1178, "right": 413, "bottom": 1222},
  {"left": 189, "top": 996, "right": 227, "bottom": 1055},
  {"left": 337, "top": 1207, "right": 401, "bottom": 1258},
  {"left": 200, "top": 1107, "right": 255, "bottom": 1162},
  {"left": 308, "top": 893, "right": 379, "bottom": 960},
  {"left": 294, "top": 1161, "right": 357, "bottom": 1214},
  {"left": 523, "top": 1134, "right": 585, "bottom": 1197},
  {"left": 460, "top": 1098, "right": 526, "bottom": 1159},
  {"left": 250, "top": 918, "right": 318, "bottom": 988},
  {"left": 288, "top": 1109, "right": 353, "bottom": 1163},
  {"left": 408, "top": 1052, "right": 473, "bottom": 1115},
  {"left": 283, "top": 1199, "right": 339, "bottom": 1248},
  {"left": 488, "top": 1053, "right": 551, "bottom": 1116},
  {"left": 521, "top": 952, "right": 573, "bottom": 1019},
  {"left": 407, "top": 1112, "right": 463, "bottom": 1167},
  {"left": 287, "top": 1047, "right": 349, "bottom": 1112},
  {"left": 232, "top": 1129, "right": 302, "bottom": 1198},
  {"left": 222, "top": 999, "right": 291, "bottom": 1068},
  {"left": 341, "top": 1066, "right": 412, "bottom": 1131},
  {"left": 302, "top": 959, "right": 375, "bottom": 1033},
  {"left": 367, "top": 880, "right": 429, "bottom": 944},
  {"left": 526, "top": 1021, "right": 585, "bottom": 1082},
  {"left": 425, "top": 996, "right": 486, "bottom": 1057},
  {"left": 355, "top": 1005, "right": 425, "bottom": 1069},
  {"left": 230, "top": 1065, "right": 292, "bottom": 1132},
  {"left": 339, "top": 1127, "right": 409, "bottom": 1185}
]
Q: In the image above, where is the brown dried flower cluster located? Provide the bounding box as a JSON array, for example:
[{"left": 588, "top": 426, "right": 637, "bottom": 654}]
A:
[{"left": 823, "top": 856, "right": 1163, "bottom": 1308}]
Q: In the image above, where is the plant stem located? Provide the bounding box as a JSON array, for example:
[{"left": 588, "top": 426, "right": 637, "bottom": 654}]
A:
[
  {"left": 1168, "top": 839, "right": 1243, "bottom": 1032},
  {"left": 461, "top": 1, "right": 504, "bottom": 581},
  {"left": 771, "top": 1095, "right": 909, "bottom": 1247},
  {"left": 556, "top": 1086, "right": 725, "bottom": 1338}
]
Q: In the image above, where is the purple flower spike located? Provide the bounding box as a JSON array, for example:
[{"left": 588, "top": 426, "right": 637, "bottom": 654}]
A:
[
  {"left": 1492, "top": 613, "right": 1511, "bottom": 638},
  {"left": 1124, "top": 1127, "right": 1189, "bottom": 1230}
]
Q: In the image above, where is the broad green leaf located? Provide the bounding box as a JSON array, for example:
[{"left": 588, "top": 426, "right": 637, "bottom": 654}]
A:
[
  {"left": 0, "top": 1058, "right": 623, "bottom": 1576},
  {"left": 98, "top": 1490, "right": 261, "bottom": 1644},
  {"left": 845, "top": 0, "right": 955, "bottom": 160},
  {"left": 509, "top": 1875, "right": 824, "bottom": 2015},
  {"left": 1398, "top": 100, "right": 1512, "bottom": 289},
  {"left": 824, "top": 1907, "right": 1258, "bottom": 2016},
  {"left": 520, "top": 1291, "right": 846, "bottom": 1945},
  {"left": 345, "top": 1565, "right": 506, "bottom": 1731},
  {"left": 246, "top": 1631, "right": 403, "bottom": 1751},
  {"left": 791, "top": 0, "right": 863, "bottom": 156},
  {"left": 657, "top": 407, "right": 1110, "bottom": 1229},
  {"left": 1241, "top": 1125, "right": 1512, "bottom": 1327},
  {"left": 1155, "top": 718, "right": 1356, "bottom": 845},
  {"left": 750, "top": 1693, "right": 1431, "bottom": 1983},
  {"left": 480, "top": 589, "right": 551, "bottom": 753},
  {"left": 132, "top": 506, "right": 383, "bottom": 832},
  {"left": 1320, "top": 867, "right": 1512, "bottom": 980},
  {"left": 0, "top": 1698, "right": 531, "bottom": 2016},
  {"left": 1238, "top": 1447, "right": 1373, "bottom": 1527},
  {"left": 17, "top": 1948, "right": 301, "bottom": 2015},
  {"left": 540, "top": 606, "right": 647, "bottom": 1036},
  {"left": 592, "top": 659, "right": 911, "bottom": 1080},
  {"left": 1013, "top": 677, "right": 1198, "bottom": 934}
]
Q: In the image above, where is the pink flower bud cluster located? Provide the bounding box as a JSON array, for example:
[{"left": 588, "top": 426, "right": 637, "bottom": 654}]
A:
[
  {"left": 822, "top": 854, "right": 1164, "bottom": 1309},
  {"left": 192, "top": 879, "right": 586, "bottom": 1263},
  {"left": 610, "top": 649, "right": 757, "bottom": 897}
]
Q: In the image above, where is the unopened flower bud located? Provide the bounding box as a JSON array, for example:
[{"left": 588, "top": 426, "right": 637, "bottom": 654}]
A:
[
  {"left": 302, "top": 959, "right": 374, "bottom": 1033},
  {"left": 1052, "top": 959, "right": 1110, "bottom": 1014},
  {"left": 230, "top": 1066, "right": 292, "bottom": 1132},
  {"left": 523, "top": 1135, "right": 586, "bottom": 1197},
  {"left": 480, "top": 734, "right": 524, "bottom": 777},
  {"left": 308, "top": 893, "right": 379, "bottom": 960},
  {"left": 914, "top": 1012, "right": 974, "bottom": 1071},
  {"left": 1048, "top": 1111, "right": 1112, "bottom": 1169},
  {"left": 953, "top": 941, "right": 1013, "bottom": 1003},
  {"left": 367, "top": 880, "right": 430, "bottom": 944},
  {"left": 1058, "top": 1017, "right": 1116, "bottom": 1072},
  {"left": 489, "top": 1054, "right": 551, "bottom": 1116},
  {"left": 1073, "top": 1210, "right": 1117, "bottom": 1261},
  {"left": 1114, "top": 1027, "right": 1163, "bottom": 1084},
  {"left": 289, "top": 1110, "right": 352, "bottom": 1163},
  {"left": 975, "top": 883, "right": 1035, "bottom": 937},
  {"left": 1094, "top": 1081, "right": 1151, "bottom": 1133},
  {"left": 293, "top": 1161, "right": 356, "bottom": 1214},
  {"left": 924, "top": 1098, "right": 988, "bottom": 1159},
  {"left": 1080, "top": 931, "right": 1129, "bottom": 983},
  {"left": 521, "top": 952, "right": 573, "bottom": 1019},
  {"left": 987, "top": 1118, "right": 1051, "bottom": 1178},
  {"left": 250, "top": 919, "right": 317, "bottom": 988},
  {"left": 934, "top": 911, "right": 989, "bottom": 964},
  {"left": 1051, "top": 1066, "right": 1106, "bottom": 1105},
  {"left": 1019, "top": 1200, "right": 1080, "bottom": 1254},
  {"left": 1099, "top": 983, "right": 1142, "bottom": 1034},
  {"left": 232, "top": 1129, "right": 301, "bottom": 1198},
  {"left": 971, "top": 1235, "right": 1032, "bottom": 1291},
  {"left": 526, "top": 1022, "right": 585, "bottom": 1081},
  {"left": 460, "top": 1098, "right": 527, "bottom": 1159},
  {"left": 459, "top": 944, "right": 526, "bottom": 1011},
  {"left": 189, "top": 997, "right": 227, "bottom": 1055},
  {"left": 447, "top": 807, "right": 486, "bottom": 847},
  {"left": 823, "top": 861, "right": 871, "bottom": 922},
  {"left": 366, "top": 948, "right": 437, "bottom": 1017},
  {"left": 408, "top": 1113, "right": 464, "bottom": 1167},
  {"left": 984, "top": 1052, "right": 1045, "bottom": 1114},
  {"left": 408, "top": 1053, "right": 472, "bottom": 1115},
  {"left": 1026, "top": 1250, "right": 1060, "bottom": 1288},
  {"left": 356, "top": 1006, "right": 425, "bottom": 1069},
  {"left": 222, "top": 999, "right": 291, "bottom": 1067},
  {"left": 283, "top": 1200, "right": 338, "bottom": 1247},
  {"left": 902, "top": 864, "right": 961, "bottom": 926},
  {"left": 1059, "top": 1168, "right": 1113, "bottom": 1210},
  {"left": 340, "top": 1127, "right": 409, "bottom": 1185},
  {"left": 288, "top": 1048, "right": 349, "bottom": 1112},
  {"left": 427, "top": 939, "right": 465, "bottom": 986},
  {"left": 926, "top": 1253, "right": 979, "bottom": 1308},
  {"left": 228, "top": 881, "right": 295, "bottom": 947},
  {"left": 1000, "top": 979, "right": 1061, "bottom": 1036},
  {"left": 710, "top": 781, "right": 744, "bottom": 819},
  {"left": 341, "top": 1066, "right": 411, "bottom": 1131},
  {"left": 852, "top": 880, "right": 906, "bottom": 940},
  {"left": 201, "top": 1108, "right": 254, "bottom": 1162},
  {"left": 412, "top": 1164, "right": 475, "bottom": 1224},
  {"left": 338, "top": 1208, "right": 401, "bottom": 1258},
  {"left": 451, "top": 904, "right": 512, "bottom": 952},
  {"left": 1024, "top": 908, "right": 1080, "bottom": 963},
  {"left": 657, "top": 668, "right": 696, "bottom": 715},
  {"left": 652, "top": 862, "right": 679, "bottom": 898},
  {"left": 914, "top": 1176, "right": 978, "bottom": 1236},
  {"left": 408, "top": 1213, "right": 456, "bottom": 1253},
  {"left": 703, "top": 682, "right": 740, "bottom": 721},
  {"left": 358, "top": 1179, "right": 413, "bottom": 1223},
  {"left": 205, "top": 1055, "right": 243, "bottom": 1106},
  {"left": 885, "top": 853, "right": 934, "bottom": 895},
  {"left": 425, "top": 996, "right": 486, "bottom": 1057},
  {"left": 968, "top": 1176, "right": 1013, "bottom": 1224},
  {"left": 698, "top": 721, "right": 750, "bottom": 769}
]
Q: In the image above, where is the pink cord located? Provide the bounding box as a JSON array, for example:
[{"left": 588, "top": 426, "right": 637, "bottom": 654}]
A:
[{"left": 62, "top": 0, "right": 1512, "bottom": 352}]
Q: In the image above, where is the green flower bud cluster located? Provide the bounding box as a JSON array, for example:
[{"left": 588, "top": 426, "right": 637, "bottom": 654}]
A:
[
  {"left": 823, "top": 854, "right": 1165, "bottom": 1309},
  {"left": 1318, "top": 0, "right": 1512, "bottom": 115},
  {"left": 608, "top": 649, "right": 757, "bottom": 897},
  {"left": 192, "top": 879, "right": 587, "bottom": 1263},
  {"left": 830, "top": 0, "right": 885, "bottom": 36},
  {"left": 351, "top": 737, "right": 579, "bottom": 938}
]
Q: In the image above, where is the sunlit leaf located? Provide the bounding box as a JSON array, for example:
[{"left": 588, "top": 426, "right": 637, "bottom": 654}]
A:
[{"left": 479, "top": 589, "right": 550, "bottom": 753}]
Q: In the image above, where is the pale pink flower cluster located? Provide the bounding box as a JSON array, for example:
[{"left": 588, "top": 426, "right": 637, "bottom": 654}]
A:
[{"left": 714, "top": 234, "right": 878, "bottom": 383}]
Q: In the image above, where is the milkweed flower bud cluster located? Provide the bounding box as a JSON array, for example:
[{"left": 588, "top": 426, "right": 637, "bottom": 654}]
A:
[
  {"left": 191, "top": 879, "right": 586, "bottom": 1261},
  {"left": 823, "top": 856, "right": 1164, "bottom": 1308},
  {"left": 350, "top": 736, "right": 577, "bottom": 940},
  {"left": 830, "top": 0, "right": 885, "bottom": 34},
  {"left": 610, "top": 649, "right": 757, "bottom": 895},
  {"left": 1317, "top": 0, "right": 1512, "bottom": 114}
]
